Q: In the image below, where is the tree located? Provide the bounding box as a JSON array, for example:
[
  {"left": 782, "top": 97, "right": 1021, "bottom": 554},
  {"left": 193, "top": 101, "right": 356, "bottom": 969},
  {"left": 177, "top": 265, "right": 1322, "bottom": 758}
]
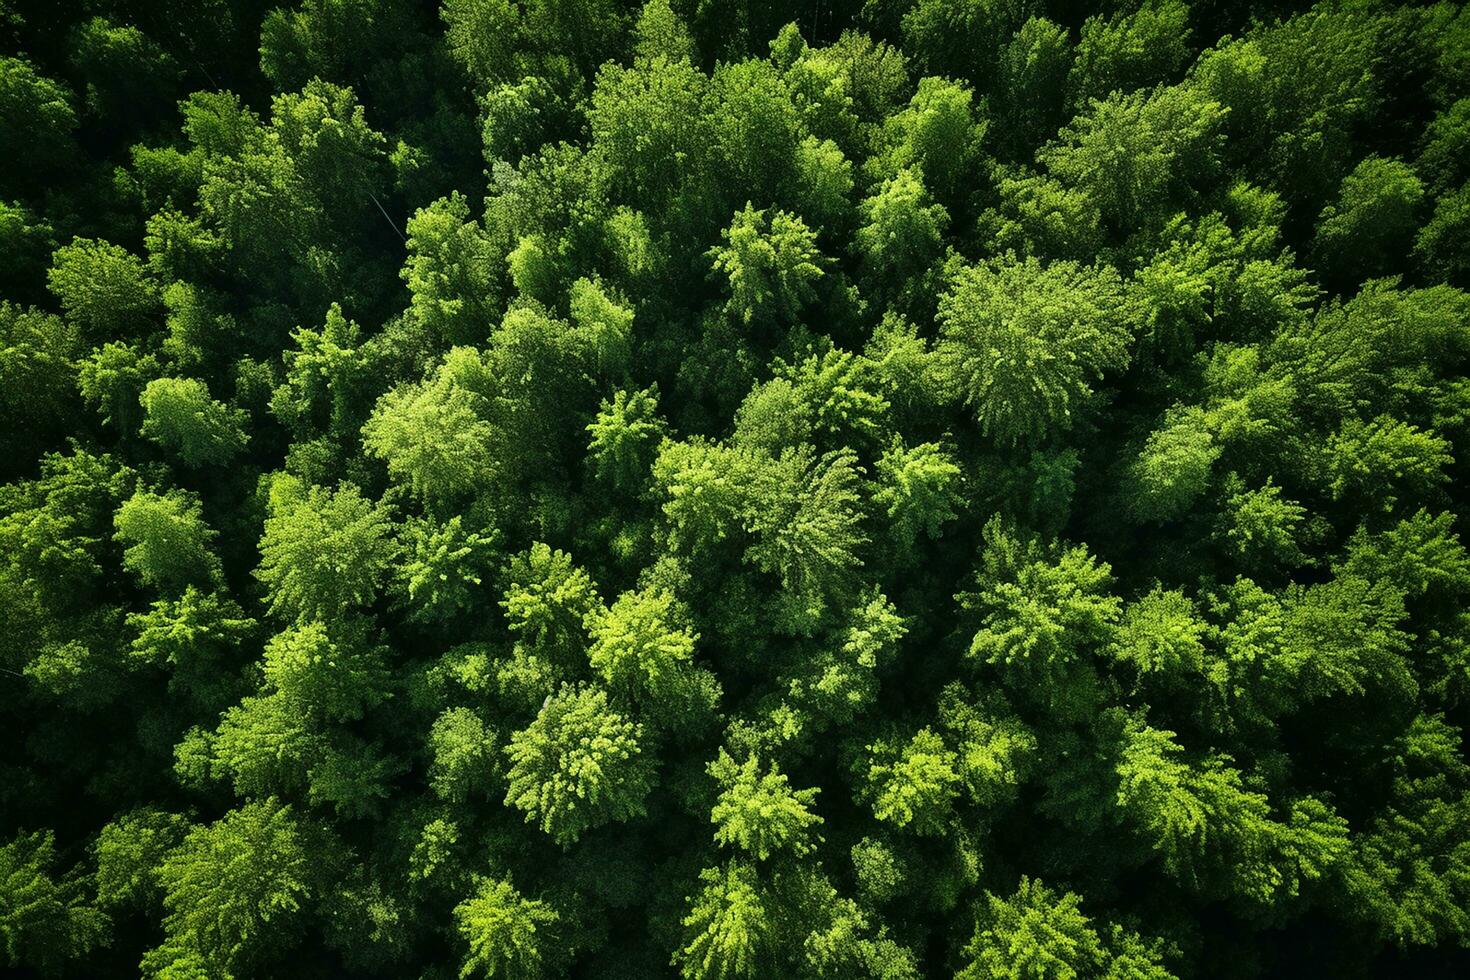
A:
[
  {"left": 1416, "top": 182, "right": 1470, "bottom": 283},
  {"left": 1192, "top": 7, "right": 1380, "bottom": 206},
  {"left": 959, "top": 877, "right": 1172, "bottom": 980},
  {"left": 256, "top": 475, "right": 400, "bottom": 622},
  {"left": 0, "top": 201, "right": 56, "bottom": 298},
  {"left": 1038, "top": 84, "right": 1227, "bottom": 233},
  {"left": 898, "top": 0, "right": 1029, "bottom": 97},
  {"left": 993, "top": 17, "right": 1072, "bottom": 160},
  {"left": 1218, "top": 571, "right": 1411, "bottom": 722},
  {"left": 634, "top": 0, "right": 695, "bottom": 63},
  {"left": 1069, "top": 0, "right": 1193, "bottom": 108},
  {"left": 262, "top": 619, "right": 389, "bottom": 724},
  {"left": 0, "top": 830, "right": 108, "bottom": 972},
  {"left": 875, "top": 76, "right": 983, "bottom": 207},
  {"left": 93, "top": 809, "right": 191, "bottom": 911},
  {"left": 503, "top": 683, "right": 656, "bottom": 846},
  {"left": 0, "top": 56, "right": 77, "bottom": 190},
  {"left": 734, "top": 349, "right": 890, "bottom": 450},
  {"left": 586, "top": 585, "right": 703, "bottom": 708},
  {"left": 482, "top": 303, "right": 609, "bottom": 465},
  {"left": 651, "top": 437, "right": 756, "bottom": 559},
  {"left": 270, "top": 79, "right": 388, "bottom": 224},
  {"left": 200, "top": 693, "right": 315, "bottom": 800},
  {"left": 113, "top": 489, "right": 220, "bottom": 590},
  {"left": 1213, "top": 476, "right": 1308, "bottom": 570},
  {"left": 872, "top": 438, "right": 962, "bottom": 548},
  {"left": 863, "top": 728, "right": 959, "bottom": 836},
  {"left": 127, "top": 584, "right": 255, "bottom": 709},
  {"left": 68, "top": 16, "right": 178, "bottom": 128},
  {"left": 958, "top": 519, "right": 1120, "bottom": 702},
  {"left": 787, "top": 589, "right": 907, "bottom": 730},
  {"left": 143, "top": 208, "right": 223, "bottom": 283},
  {"left": 708, "top": 749, "right": 822, "bottom": 860},
  {"left": 1314, "top": 156, "right": 1425, "bottom": 286},
  {"left": 362, "top": 347, "right": 498, "bottom": 506},
  {"left": 936, "top": 255, "right": 1131, "bottom": 445},
  {"left": 938, "top": 686, "right": 1039, "bottom": 812},
  {"left": 138, "top": 377, "right": 249, "bottom": 467},
  {"left": 501, "top": 542, "right": 600, "bottom": 667},
  {"left": 0, "top": 304, "right": 78, "bottom": 462},
  {"left": 1336, "top": 509, "right": 1470, "bottom": 599},
  {"left": 676, "top": 861, "right": 770, "bottom": 980},
  {"left": 1267, "top": 279, "right": 1463, "bottom": 424},
  {"left": 704, "top": 59, "right": 803, "bottom": 202},
  {"left": 429, "top": 707, "right": 501, "bottom": 803},
  {"left": 588, "top": 52, "right": 709, "bottom": 211},
  {"left": 78, "top": 341, "right": 159, "bottom": 434},
  {"left": 1125, "top": 406, "right": 1220, "bottom": 523},
  {"left": 480, "top": 75, "right": 565, "bottom": 173},
  {"left": 402, "top": 192, "right": 503, "bottom": 347},
  {"left": 442, "top": 0, "right": 522, "bottom": 91},
  {"left": 1123, "top": 223, "right": 1219, "bottom": 365},
  {"left": 708, "top": 203, "right": 826, "bottom": 327},
  {"left": 1418, "top": 100, "right": 1470, "bottom": 195},
  {"left": 271, "top": 303, "right": 369, "bottom": 440},
  {"left": 158, "top": 281, "right": 235, "bottom": 371},
  {"left": 793, "top": 136, "right": 855, "bottom": 246},
  {"left": 47, "top": 238, "right": 158, "bottom": 342},
  {"left": 587, "top": 385, "right": 667, "bottom": 493},
  {"left": 1112, "top": 587, "right": 1208, "bottom": 679},
  {"left": 959, "top": 877, "right": 1105, "bottom": 980},
  {"left": 802, "top": 884, "right": 922, "bottom": 978},
  {"left": 5, "top": 5, "right": 1470, "bottom": 977},
  {"left": 0, "top": 448, "right": 132, "bottom": 613},
  {"left": 455, "top": 875, "right": 561, "bottom": 980},
  {"left": 257, "top": 0, "right": 414, "bottom": 92},
  {"left": 744, "top": 446, "right": 868, "bottom": 615},
  {"left": 1110, "top": 715, "right": 1347, "bottom": 905},
  {"left": 397, "top": 514, "right": 499, "bottom": 624},
  {"left": 1325, "top": 415, "right": 1451, "bottom": 511},
  {"left": 568, "top": 276, "right": 634, "bottom": 377},
  {"left": 1342, "top": 715, "right": 1470, "bottom": 947},
  {"left": 519, "top": 0, "right": 631, "bottom": 78},
  {"left": 853, "top": 169, "right": 948, "bottom": 300},
  {"left": 147, "top": 800, "right": 315, "bottom": 977}
]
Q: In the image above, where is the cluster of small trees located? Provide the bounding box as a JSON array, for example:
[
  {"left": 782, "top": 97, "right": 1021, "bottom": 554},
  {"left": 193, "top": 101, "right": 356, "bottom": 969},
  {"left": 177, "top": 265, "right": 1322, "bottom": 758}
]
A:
[{"left": 3, "top": 0, "right": 1470, "bottom": 976}]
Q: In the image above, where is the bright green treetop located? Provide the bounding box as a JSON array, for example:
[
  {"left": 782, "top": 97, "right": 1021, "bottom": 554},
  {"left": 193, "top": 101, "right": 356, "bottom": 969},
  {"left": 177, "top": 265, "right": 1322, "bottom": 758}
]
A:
[
  {"left": 503, "top": 683, "right": 656, "bottom": 847},
  {"left": 937, "top": 255, "right": 1131, "bottom": 445}
]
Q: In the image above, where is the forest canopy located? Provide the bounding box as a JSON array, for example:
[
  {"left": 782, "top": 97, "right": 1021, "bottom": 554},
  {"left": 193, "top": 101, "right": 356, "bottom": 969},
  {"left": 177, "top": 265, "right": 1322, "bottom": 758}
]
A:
[{"left": 3, "top": 0, "right": 1470, "bottom": 977}]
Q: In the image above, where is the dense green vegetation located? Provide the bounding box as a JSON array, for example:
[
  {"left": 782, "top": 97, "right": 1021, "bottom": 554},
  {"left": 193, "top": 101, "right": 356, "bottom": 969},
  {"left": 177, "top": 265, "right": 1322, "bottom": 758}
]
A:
[{"left": 2, "top": 0, "right": 1470, "bottom": 976}]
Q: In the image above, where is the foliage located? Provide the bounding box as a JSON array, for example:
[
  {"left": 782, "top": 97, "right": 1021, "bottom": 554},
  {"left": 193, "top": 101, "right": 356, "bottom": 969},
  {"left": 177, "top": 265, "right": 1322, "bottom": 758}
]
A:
[
  {"left": 113, "top": 488, "right": 220, "bottom": 590},
  {"left": 3, "top": 3, "right": 1470, "bottom": 978},
  {"left": 256, "top": 475, "right": 400, "bottom": 623},
  {"left": 139, "top": 377, "right": 249, "bottom": 467},
  {"left": 1, "top": 830, "right": 109, "bottom": 971},
  {"left": 454, "top": 875, "right": 560, "bottom": 980},
  {"left": 675, "top": 861, "right": 770, "bottom": 980},
  {"left": 362, "top": 347, "right": 498, "bottom": 505},
  {"left": 503, "top": 683, "right": 656, "bottom": 847},
  {"left": 959, "top": 877, "right": 1170, "bottom": 979},
  {"left": 92, "top": 808, "right": 190, "bottom": 911},
  {"left": 936, "top": 255, "right": 1131, "bottom": 445},
  {"left": 148, "top": 799, "right": 315, "bottom": 977},
  {"left": 708, "top": 750, "right": 822, "bottom": 860},
  {"left": 1314, "top": 156, "right": 1425, "bottom": 286},
  {"left": 708, "top": 203, "right": 827, "bottom": 326},
  {"left": 47, "top": 238, "right": 157, "bottom": 342}
]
